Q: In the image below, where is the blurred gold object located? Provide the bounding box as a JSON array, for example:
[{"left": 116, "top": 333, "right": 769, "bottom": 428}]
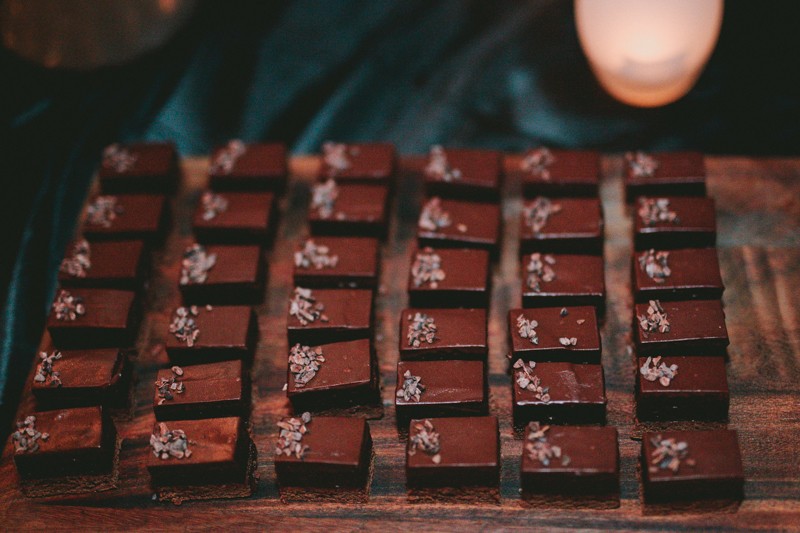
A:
[{"left": 1, "top": 0, "right": 196, "bottom": 69}]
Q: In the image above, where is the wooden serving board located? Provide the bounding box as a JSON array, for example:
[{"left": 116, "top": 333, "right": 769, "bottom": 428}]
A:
[{"left": 1, "top": 155, "right": 799, "bottom": 530}]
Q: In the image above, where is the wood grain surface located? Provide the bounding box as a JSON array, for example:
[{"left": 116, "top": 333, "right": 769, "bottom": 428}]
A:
[{"left": 1, "top": 155, "right": 799, "bottom": 531}]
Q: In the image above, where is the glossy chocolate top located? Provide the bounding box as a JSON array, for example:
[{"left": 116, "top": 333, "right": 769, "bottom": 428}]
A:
[
  {"left": 165, "top": 306, "right": 252, "bottom": 351},
  {"left": 626, "top": 152, "right": 706, "bottom": 185},
  {"left": 146, "top": 417, "right": 242, "bottom": 469},
  {"left": 417, "top": 198, "right": 500, "bottom": 247},
  {"left": 192, "top": 192, "right": 274, "bottom": 232},
  {"left": 519, "top": 198, "right": 603, "bottom": 240},
  {"left": 319, "top": 143, "right": 395, "bottom": 180},
  {"left": 521, "top": 425, "right": 618, "bottom": 474},
  {"left": 509, "top": 307, "right": 601, "bottom": 358},
  {"left": 520, "top": 254, "right": 604, "bottom": 297},
  {"left": 634, "top": 300, "right": 729, "bottom": 347},
  {"left": 308, "top": 183, "right": 388, "bottom": 223},
  {"left": 155, "top": 360, "right": 243, "bottom": 407},
  {"left": 400, "top": 308, "right": 487, "bottom": 355},
  {"left": 209, "top": 142, "right": 287, "bottom": 178},
  {"left": 634, "top": 197, "right": 716, "bottom": 235},
  {"left": 424, "top": 149, "right": 501, "bottom": 190},
  {"left": 293, "top": 237, "right": 379, "bottom": 280},
  {"left": 642, "top": 430, "right": 743, "bottom": 482},
  {"left": 637, "top": 356, "right": 729, "bottom": 395},
  {"left": 58, "top": 240, "right": 144, "bottom": 283},
  {"left": 514, "top": 363, "right": 606, "bottom": 406},
  {"left": 83, "top": 194, "right": 166, "bottom": 236},
  {"left": 396, "top": 360, "right": 485, "bottom": 406},
  {"left": 520, "top": 149, "right": 600, "bottom": 185},
  {"left": 274, "top": 416, "right": 368, "bottom": 467},
  {"left": 13, "top": 407, "right": 105, "bottom": 456},
  {"left": 184, "top": 244, "right": 261, "bottom": 286},
  {"left": 286, "top": 339, "right": 372, "bottom": 395},
  {"left": 407, "top": 248, "right": 489, "bottom": 292},
  {"left": 287, "top": 288, "right": 373, "bottom": 330},
  {"left": 634, "top": 248, "right": 723, "bottom": 294},
  {"left": 98, "top": 142, "right": 176, "bottom": 178},
  {"left": 46, "top": 288, "right": 136, "bottom": 331},
  {"left": 406, "top": 416, "right": 498, "bottom": 468},
  {"left": 32, "top": 348, "right": 123, "bottom": 391}
]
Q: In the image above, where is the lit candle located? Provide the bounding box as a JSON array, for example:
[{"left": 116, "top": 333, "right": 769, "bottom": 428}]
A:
[{"left": 575, "top": 0, "right": 724, "bottom": 107}]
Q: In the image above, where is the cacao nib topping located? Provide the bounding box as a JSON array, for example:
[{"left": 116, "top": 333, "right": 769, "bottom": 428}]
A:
[
  {"left": 516, "top": 314, "right": 539, "bottom": 345},
  {"left": 639, "top": 249, "right": 671, "bottom": 283},
  {"left": 311, "top": 178, "right": 340, "bottom": 219},
  {"left": 200, "top": 191, "right": 229, "bottom": 221},
  {"left": 637, "top": 197, "right": 680, "bottom": 226},
  {"left": 526, "top": 422, "right": 571, "bottom": 467},
  {"left": 640, "top": 356, "right": 678, "bottom": 387},
  {"left": 523, "top": 197, "right": 562, "bottom": 234},
  {"left": 638, "top": 299, "right": 671, "bottom": 335},
  {"left": 424, "top": 145, "right": 462, "bottom": 182},
  {"left": 102, "top": 143, "right": 138, "bottom": 173},
  {"left": 396, "top": 370, "right": 425, "bottom": 402},
  {"left": 52, "top": 290, "right": 86, "bottom": 321},
  {"left": 12, "top": 416, "right": 49, "bottom": 454},
  {"left": 150, "top": 422, "right": 192, "bottom": 460},
  {"left": 411, "top": 248, "right": 445, "bottom": 288},
  {"left": 408, "top": 419, "right": 441, "bottom": 464},
  {"left": 209, "top": 139, "right": 247, "bottom": 175},
  {"left": 649, "top": 434, "right": 695, "bottom": 473},
  {"left": 294, "top": 239, "right": 339, "bottom": 270},
  {"left": 180, "top": 244, "right": 217, "bottom": 285},
  {"left": 34, "top": 351, "right": 62, "bottom": 387},
  {"left": 155, "top": 366, "right": 186, "bottom": 405},
  {"left": 86, "top": 195, "right": 124, "bottom": 228},
  {"left": 521, "top": 147, "right": 556, "bottom": 180},
  {"left": 322, "top": 141, "right": 358, "bottom": 172},
  {"left": 513, "top": 359, "right": 550, "bottom": 403},
  {"left": 169, "top": 306, "right": 201, "bottom": 347},
  {"left": 289, "top": 343, "right": 325, "bottom": 388},
  {"left": 626, "top": 150, "right": 659, "bottom": 178},
  {"left": 275, "top": 412, "right": 312, "bottom": 459},
  {"left": 289, "top": 287, "right": 329, "bottom": 326},
  {"left": 526, "top": 252, "right": 556, "bottom": 292},
  {"left": 407, "top": 312, "right": 438, "bottom": 347},
  {"left": 59, "top": 239, "right": 91, "bottom": 278},
  {"left": 418, "top": 197, "right": 452, "bottom": 232}
]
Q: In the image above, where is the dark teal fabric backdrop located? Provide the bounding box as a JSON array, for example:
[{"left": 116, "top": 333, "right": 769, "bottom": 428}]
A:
[{"left": 1, "top": 0, "right": 798, "bottom": 428}]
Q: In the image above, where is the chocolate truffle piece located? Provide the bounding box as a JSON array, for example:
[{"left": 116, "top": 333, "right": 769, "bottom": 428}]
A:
[
  {"left": 633, "top": 248, "right": 724, "bottom": 302},
  {"left": 154, "top": 360, "right": 250, "bottom": 421},
  {"left": 406, "top": 416, "right": 500, "bottom": 502},
  {"left": 512, "top": 361, "right": 606, "bottom": 426},
  {"left": 293, "top": 237, "right": 380, "bottom": 289},
  {"left": 58, "top": 239, "right": 147, "bottom": 291},
  {"left": 423, "top": 147, "right": 502, "bottom": 201},
  {"left": 407, "top": 247, "right": 491, "bottom": 308},
  {"left": 308, "top": 180, "right": 389, "bottom": 239},
  {"left": 636, "top": 355, "right": 729, "bottom": 421},
  {"left": 417, "top": 197, "right": 502, "bottom": 258},
  {"left": 634, "top": 197, "right": 717, "bottom": 250},
  {"left": 31, "top": 347, "right": 131, "bottom": 414},
  {"left": 509, "top": 307, "right": 601, "bottom": 364},
  {"left": 178, "top": 243, "right": 265, "bottom": 305},
  {"left": 318, "top": 142, "right": 396, "bottom": 185},
  {"left": 521, "top": 423, "right": 619, "bottom": 508},
  {"left": 164, "top": 305, "right": 257, "bottom": 365},
  {"left": 399, "top": 308, "right": 487, "bottom": 361},
  {"left": 286, "top": 287, "right": 373, "bottom": 345},
  {"left": 641, "top": 430, "right": 743, "bottom": 505},
  {"left": 274, "top": 414, "right": 374, "bottom": 503},
  {"left": 395, "top": 360, "right": 487, "bottom": 424},
  {"left": 98, "top": 142, "right": 179, "bottom": 194},
  {"left": 46, "top": 288, "right": 140, "bottom": 349},
  {"left": 518, "top": 148, "right": 601, "bottom": 198},
  {"left": 192, "top": 191, "right": 277, "bottom": 246},
  {"left": 633, "top": 299, "right": 729, "bottom": 356},
  {"left": 82, "top": 194, "right": 169, "bottom": 245},
  {"left": 208, "top": 140, "right": 287, "bottom": 192},
  {"left": 520, "top": 253, "right": 606, "bottom": 315},
  {"left": 146, "top": 417, "right": 257, "bottom": 504},
  {"left": 11, "top": 407, "right": 119, "bottom": 497},
  {"left": 285, "top": 339, "right": 380, "bottom": 416},
  {"left": 519, "top": 197, "right": 604, "bottom": 255},
  {"left": 624, "top": 151, "right": 707, "bottom": 203}
]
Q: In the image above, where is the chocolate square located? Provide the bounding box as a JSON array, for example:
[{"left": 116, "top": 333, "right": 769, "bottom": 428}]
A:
[
  {"left": 318, "top": 142, "right": 396, "bottom": 184},
  {"left": 208, "top": 141, "right": 287, "bottom": 192},
  {"left": 98, "top": 142, "right": 179, "bottom": 194},
  {"left": 423, "top": 147, "right": 502, "bottom": 200},
  {"left": 633, "top": 248, "right": 724, "bottom": 302},
  {"left": 625, "top": 151, "right": 706, "bottom": 203},
  {"left": 178, "top": 244, "right": 265, "bottom": 305},
  {"left": 164, "top": 305, "right": 257, "bottom": 365},
  {"left": 518, "top": 148, "right": 601, "bottom": 198},
  {"left": 417, "top": 197, "right": 502, "bottom": 258},
  {"left": 634, "top": 197, "right": 717, "bottom": 250},
  {"left": 308, "top": 182, "right": 389, "bottom": 238},
  {"left": 399, "top": 308, "right": 487, "bottom": 360},
  {"left": 509, "top": 307, "right": 601, "bottom": 364},
  {"left": 154, "top": 360, "right": 249, "bottom": 421},
  {"left": 82, "top": 194, "right": 170, "bottom": 245},
  {"left": 395, "top": 360, "right": 487, "bottom": 423},
  {"left": 192, "top": 191, "right": 277, "bottom": 246},
  {"left": 407, "top": 248, "right": 490, "bottom": 308},
  {"left": 633, "top": 299, "right": 729, "bottom": 356},
  {"left": 520, "top": 253, "right": 606, "bottom": 314},
  {"left": 293, "top": 237, "right": 380, "bottom": 289},
  {"left": 58, "top": 239, "right": 147, "bottom": 291},
  {"left": 286, "top": 288, "right": 373, "bottom": 345},
  {"left": 46, "top": 288, "right": 139, "bottom": 349},
  {"left": 519, "top": 197, "right": 604, "bottom": 255}
]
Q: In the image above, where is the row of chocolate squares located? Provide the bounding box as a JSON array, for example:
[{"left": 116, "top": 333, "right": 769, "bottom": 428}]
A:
[{"left": 10, "top": 407, "right": 743, "bottom": 507}]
